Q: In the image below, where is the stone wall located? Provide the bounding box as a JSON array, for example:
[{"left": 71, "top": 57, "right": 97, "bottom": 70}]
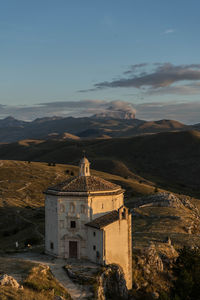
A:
[{"left": 103, "top": 209, "right": 132, "bottom": 289}]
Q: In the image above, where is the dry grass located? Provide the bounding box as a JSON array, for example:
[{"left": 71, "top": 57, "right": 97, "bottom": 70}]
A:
[
  {"left": 0, "top": 160, "right": 155, "bottom": 252},
  {"left": 132, "top": 204, "right": 200, "bottom": 250},
  {"left": 0, "top": 258, "right": 71, "bottom": 300},
  {"left": 0, "top": 159, "right": 199, "bottom": 298},
  {"left": 0, "top": 160, "right": 199, "bottom": 253}
]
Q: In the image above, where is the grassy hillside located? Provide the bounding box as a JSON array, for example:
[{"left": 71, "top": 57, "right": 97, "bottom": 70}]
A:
[
  {"left": 0, "top": 160, "right": 200, "bottom": 299},
  {"left": 0, "top": 257, "right": 71, "bottom": 299},
  {"left": 0, "top": 160, "right": 156, "bottom": 253},
  {"left": 0, "top": 160, "right": 200, "bottom": 255},
  {"left": 0, "top": 130, "right": 200, "bottom": 198}
]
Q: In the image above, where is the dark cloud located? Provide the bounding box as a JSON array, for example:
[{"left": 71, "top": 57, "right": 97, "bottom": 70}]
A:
[
  {"left": 147, "top": 82, "right": 200, "bottom": 96},
  {"left": 81, "top": 63, "right": 200, "bottom": 95},
  {"left": 123, "top": 63, "right": 148, "bottom": 74}
]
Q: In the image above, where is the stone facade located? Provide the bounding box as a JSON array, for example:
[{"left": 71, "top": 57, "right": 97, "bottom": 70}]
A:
[{"left": 45, "top": 157, "right": 132, "bottom": 289}]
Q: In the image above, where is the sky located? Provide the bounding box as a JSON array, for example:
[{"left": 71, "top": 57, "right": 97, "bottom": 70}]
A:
[{"left": 0, "top": 0, "right": 200, "bottom": 123}]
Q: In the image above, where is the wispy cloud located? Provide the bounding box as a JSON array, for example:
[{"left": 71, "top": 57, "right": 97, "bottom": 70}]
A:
[
  {"left": 135, "top": 101, "right": 200, "bottom": 124},
  {"left": 80, "top": 63, "right": 200, "bottom": 96},
  {"left": 0, "top": 100, "right": 136, "bottom": 121},
  {"left": 163, "top": 28, "right": 175, "bottom": 34},
  {"left": 0, "top": 99, "right": 199, "bottom": 124}
]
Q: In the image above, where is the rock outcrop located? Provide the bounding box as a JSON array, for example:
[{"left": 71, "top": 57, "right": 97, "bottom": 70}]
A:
[
  {"left": 133, "top": 192, "right": 185, "bottom": 209},
  {"left": 0, "top": 274, "right": 22, "bottom": 289},
  {"left": 131, "top": 192, "right": 200, "bottom": 215},
  {"left": 138, "top": 243, "right": 164, "bottom": 274},
  {"left": 97, "top": 264, "right": 128, "bottom": 300}
]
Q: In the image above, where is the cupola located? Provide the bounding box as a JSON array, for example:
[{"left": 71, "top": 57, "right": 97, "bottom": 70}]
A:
[{"left": 79, "top": 156, "right": 90, "bottom": 176}]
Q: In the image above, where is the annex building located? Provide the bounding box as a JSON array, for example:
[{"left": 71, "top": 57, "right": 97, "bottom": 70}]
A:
[{"left": 45, "top": 157, "right": 132, "bottom": 289}]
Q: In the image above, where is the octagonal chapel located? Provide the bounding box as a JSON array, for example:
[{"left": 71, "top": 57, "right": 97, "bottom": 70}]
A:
[{"left": 45, "top": 157, "right": 132, "bottom": 289}]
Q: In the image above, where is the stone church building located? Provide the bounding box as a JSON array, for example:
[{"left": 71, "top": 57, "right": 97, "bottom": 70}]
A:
[{"left": 45, "top": 157, "right": 132, "bottom": 289}]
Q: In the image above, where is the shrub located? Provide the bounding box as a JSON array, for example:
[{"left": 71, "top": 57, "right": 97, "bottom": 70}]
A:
[{"left": 24, "top": 236, "right": 41, "bottom": 246}]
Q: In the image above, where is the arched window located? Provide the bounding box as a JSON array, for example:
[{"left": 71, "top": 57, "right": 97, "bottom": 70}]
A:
[
  {"left": 70, "top": 202, "right": 75, "bottom": 213},
  {"left": 81, "top": 204, "right": 86, "bottom": 214},
  {"left": 60, "top": 204, "right": 65, "bottom": 212}
]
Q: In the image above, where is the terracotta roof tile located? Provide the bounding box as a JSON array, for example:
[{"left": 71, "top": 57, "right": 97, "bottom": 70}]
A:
[
  {"left": 47, "top": 176, "right": 121, "bottom": 193},
  {"left": 85, "top": 210, "right": 119, "bottom": 229}
]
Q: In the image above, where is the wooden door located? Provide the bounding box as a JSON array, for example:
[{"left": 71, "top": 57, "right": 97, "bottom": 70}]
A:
[{"left": 69, "top": 241, "right": 78, "bottom": 258}]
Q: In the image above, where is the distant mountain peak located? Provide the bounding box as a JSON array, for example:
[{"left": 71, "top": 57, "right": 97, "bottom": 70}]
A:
[
  {"left": 0, "top": 116, "right": 26, "bottom": 128},
  {"left": 33, "top": 116, "right": 64, "bottom": 123},
  {"left": 91, "top": 110, "right": 135, "bottom": 120},
  {"left": 4, "top": 116, "right": 18, "bottom": 121}
]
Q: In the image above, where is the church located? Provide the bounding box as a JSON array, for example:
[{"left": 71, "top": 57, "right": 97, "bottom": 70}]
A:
[{"left": 45, "top": 157, "right": 132, "bottom": 289}]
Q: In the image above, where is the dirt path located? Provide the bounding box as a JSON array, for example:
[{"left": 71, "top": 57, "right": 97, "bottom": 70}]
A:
[
  {"left": 17, "top": 182, "right": 31, "bottom": 192},
  {"left": 6, "top": 252, "right": 93, "bottom": 300}
]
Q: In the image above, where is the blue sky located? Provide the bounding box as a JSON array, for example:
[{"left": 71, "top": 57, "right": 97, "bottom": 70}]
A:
[{"left": 0, "top": 0, "right": 200, "bottom": 123}]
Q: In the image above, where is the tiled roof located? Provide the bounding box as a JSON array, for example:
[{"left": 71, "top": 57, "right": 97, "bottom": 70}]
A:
[
  {"left": 85, "top": 210, "right": 119, "bottom": 229},
  {"left": 47, "top": 176, "right": 121, "bottom": 193}
]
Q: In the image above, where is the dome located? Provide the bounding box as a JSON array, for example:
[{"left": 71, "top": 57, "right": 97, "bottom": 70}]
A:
[
  {"left": 45, "top": 156, "right": 124, "bottom": 196},
  {"left": 45, "top": 175, "right": 123, "bottom": 195}
]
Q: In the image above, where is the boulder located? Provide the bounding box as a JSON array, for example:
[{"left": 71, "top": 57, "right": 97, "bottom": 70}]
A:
[{"left": 0, "top": 274, "right": 22, "bottom": 289}]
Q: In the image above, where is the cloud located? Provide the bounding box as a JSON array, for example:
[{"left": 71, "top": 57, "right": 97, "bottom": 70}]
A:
[
  {"left": 123, "top": 63, "right": 148, "bottom": 74},
  {"left": 0, "top": 99, "right": 199, "bottom": 125},
  {"left": 147, "top": 82, "right": 200, "bottom": 96},
  {"left": 93, "top": 63, "right": 200, "bottom": 89},
  {"left": 135, "top": 101, "right": 200, "bottom": 124},
  {"left": 163, "top": 28, "right": 175, "bottom": 34},
  {"left": 81, "top": 63, "right": 200, "bottom": 96},
  {"left": 0, "top": 100, "right": 136, "bottom": 121}
]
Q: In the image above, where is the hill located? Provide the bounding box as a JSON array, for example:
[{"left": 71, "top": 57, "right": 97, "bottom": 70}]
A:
[
  {"left": 0, "top": 160, "right": 157, "bottom": 252},
  {"left": 0, "top": 160, "right": 200, "bottom": 299},
  {"left": 0, "top": 115, "right": 194, "bottom": 142},
  {"left": 0, "top": 130, "right": 199, "bottom": 198},
  {"left": 0, "top": 160, "right": 200, "bottom": 251}
]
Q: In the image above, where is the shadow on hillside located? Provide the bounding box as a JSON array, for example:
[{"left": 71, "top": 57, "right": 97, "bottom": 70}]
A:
[{"left": 0, "top": 205, "right": 44, "bottom": 253}]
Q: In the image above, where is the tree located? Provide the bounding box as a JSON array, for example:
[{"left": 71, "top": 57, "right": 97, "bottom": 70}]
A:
[{"left": 171, "top": 247, "right": 200, "bottom": 300}]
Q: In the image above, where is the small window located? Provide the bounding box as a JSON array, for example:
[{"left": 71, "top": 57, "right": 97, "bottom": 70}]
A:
[
  {"left": 93, "top": 232, "right": 96, "bottom": 237},
  {"left": 93, "top": 245, "right": 96, "bottom": 251},
  {"left": 122, "top": 208, "right": 126, "bottom": 219},
  {"left": 71, "top": 221, "right": 76, "bottom": 228},
  {"left": 50, "top": 242, "right": 54, "bottom": 249},
  {"left": 102, "top": 204, "right": 104, "bottom": 209}
]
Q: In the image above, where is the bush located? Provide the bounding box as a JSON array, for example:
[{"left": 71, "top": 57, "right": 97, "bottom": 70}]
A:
[
  {"left": 24, "top": 236, "right": 41, "bottom": 246},
  {"left": 165, "top": 246, "right": 200, "bottom": 300}
]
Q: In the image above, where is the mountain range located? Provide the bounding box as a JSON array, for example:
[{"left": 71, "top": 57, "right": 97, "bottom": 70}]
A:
[{"left": 0, "top": 115, "right": 199, "bottom": 143}]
